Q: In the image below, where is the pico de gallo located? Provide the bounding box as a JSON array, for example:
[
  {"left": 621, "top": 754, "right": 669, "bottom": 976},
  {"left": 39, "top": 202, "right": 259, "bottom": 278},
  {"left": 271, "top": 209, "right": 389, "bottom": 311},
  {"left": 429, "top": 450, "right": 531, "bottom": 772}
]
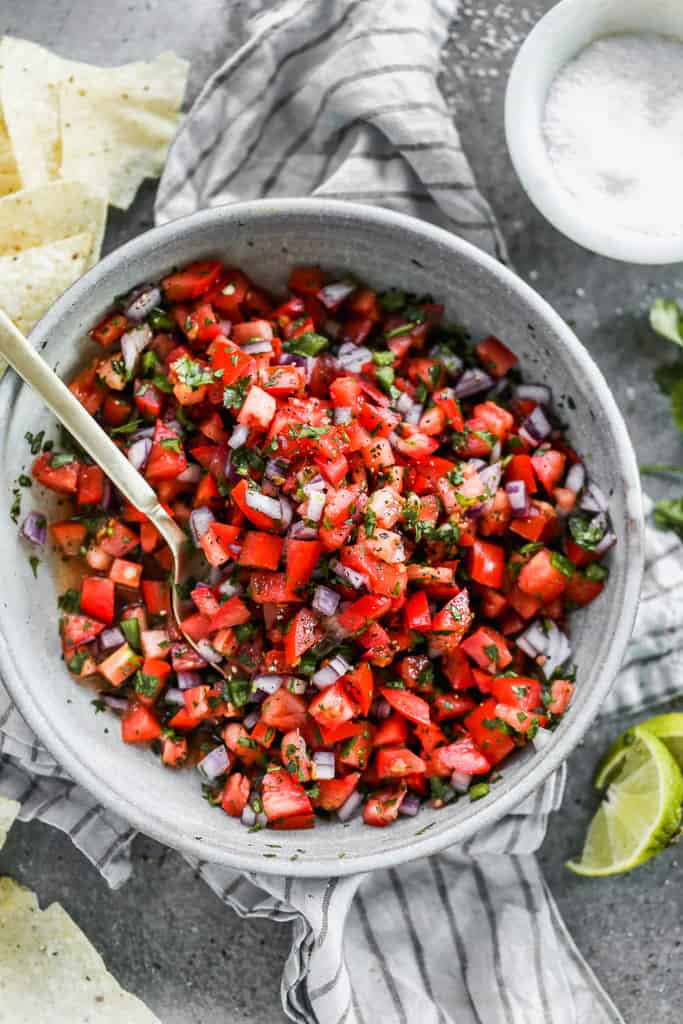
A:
[{"left": 21, "top": 260, "right": 616, "bottom": 831}]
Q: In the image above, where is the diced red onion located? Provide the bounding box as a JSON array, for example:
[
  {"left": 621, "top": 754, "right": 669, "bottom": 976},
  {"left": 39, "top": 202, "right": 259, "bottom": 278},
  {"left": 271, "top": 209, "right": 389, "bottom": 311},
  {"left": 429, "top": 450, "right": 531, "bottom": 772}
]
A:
[
  {"left": 403, "top": 403, "right": 423, "bottom": 425},
  {"left": 467, "top": 458, "right": 487, "bottom": 471},
  {"left": 334, "top": 406, "right": 353, "bottom": 425},
  {"left": 256, "top": 811, "right": 268, "bottom": 828},
  {"left": 190, "top": 506, "right": 215, "bottom": 545},
  {"left": 245, "top": 489, "right": 282, "bottom": 520},
  {"left": 103, "top": 695, "right": 129, "bottom": 712},
  {"left": 307, "top": 489, "right": 326, "bottom": 523},
  {"left": 329, "top": 653, "right": 351, "bottom": 676},
  {"left": 329, "top": 559, "right": 367, "bottom": 590},
  {"left": 195, "top": 639, "right": 223, "bottom": 665},
  {"left": 313, "top": 750, "right": 336, "bottom": 780},
  {"left": 99, "top": 626, "right": 125, "bottom": 651},
  {"left": 490, "top": 440, "right": 502, "bottom": 463},
  {"left": 252, "top": 673, "right": 284, "bottom": 695},
  {"left": 121, "top": 324, "right": 152, "bottom": 376},
  {"left": 565, "top": 462, "right": 585, "bottom": 494},
  {"left": 175, "top": 463, "right": 202, "bottom": 486},
  {"left": 479, "top": 462, "right": 503, "bottom": 494},
  {"left": 217, "top": 319, "right": 232, "bottom": 337},
  {"left": 131, "top": 425, "right": 155, "bottom": 442},
  {"left": 519, "top": 409, "right": 551, "bottom": 446},
  {"left": 218, "top": 577, "right": 241, "bottom": 598},
  {"left": 278, "top": 352, "right": 307, "bottom": 367},
  {"left": 516, "top": 621, "right": 548, "bottom": 657},
  {"left": 20, "top": 511, "right": 47, "bottom": 546},
  {"left": 317, "top": 281, "right": 355, "bottom": 309},
  {"left": 594, "top": 530, "right": 616, "bottom": 556},
  {"left": 243, "top": 709, "right": 260, "bottom": 730},
  {"left": 431, "top": 346, "right": 464, "bottom": 378},
  {"left": 279, "top": 495, "right": 293, "bottom": 531},
  {"left": 543, "top": 621, "right": 572, "bottom": 677},
  {"left": 312, "top": 585, "right": 340, "bottom": 616},
  {"left": 289, "top": 520, "right": 319, "bottom": 540},
  {"left": 579, "top": 482, "right": 608, "bottom": 514},
  {"left": 302, "top": 474, "right": 327, "bottom": 495},
  {"left": 125, "top": 286, "right": 162, "bottom": 322},
  {"left": 198, "top": 745, "right": 231, "bottom": 781},
  {"left": 337, "top": 789, "right": 363, "bottom": 822},
  {"left": 532, "top": 727, "right": 554, "bottom": 750},
  {"left": 127, "top": 437, "right": 152, "bottom": 471},
  {"left": 228, "top": 423, "right": 249, "bottom": 449},
  {"left": 241, "top": 339, "right": 273, "bottom": 355},
  {"left": 177, "top": 670, "right": 202, "bottom": 690},
  {"left": 454, "top": 368, "right": 493, "bottom": 398},
  {"left": 265, "top": 457, "right": 290, "bottom": 483},
  {"left": 165, "top": 688, "right": 185, "bottom": 706},
  {"left": 287, "top": 676, "right": 308, "bottom": 695},
  {"left": 312, "top": 662, "right": 343, "bottom": 690},
  {"left": 505, "top": 480, "right": 529, "bottom": 517},
  {"left": 338, "top": 342, "right": 371, "bottom": 372},
  {"left": 451, "top": 770, "right": 472, "bottom": 794},
  {"left": 370, "top": 697, "right": 392, "bottom": 721},
  {"left": 513, "top": 383, "right": 551, "bottom": 405},
  {"left": 241, "top": 804, "right": 257, "bottom": 827},
  {"left": 100, "top": 478, "right": 114, "bottom": 512},
  {"left": 398, "top": 793, "right": 421, "bottom": 816}
]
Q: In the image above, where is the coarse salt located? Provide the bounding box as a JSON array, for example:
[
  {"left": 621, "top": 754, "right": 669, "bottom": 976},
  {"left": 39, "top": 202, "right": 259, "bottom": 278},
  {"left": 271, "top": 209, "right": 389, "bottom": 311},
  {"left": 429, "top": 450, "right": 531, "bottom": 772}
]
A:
[{"left": 542, "top": 33, "right": 683, "bottom": 237}]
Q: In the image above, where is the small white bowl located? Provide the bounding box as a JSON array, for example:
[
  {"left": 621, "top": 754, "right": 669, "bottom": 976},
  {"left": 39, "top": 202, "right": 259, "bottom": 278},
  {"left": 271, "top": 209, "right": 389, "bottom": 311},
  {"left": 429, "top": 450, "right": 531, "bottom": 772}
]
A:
[{"left": 505, "top": 0, "right": 683, "bottom": 264}]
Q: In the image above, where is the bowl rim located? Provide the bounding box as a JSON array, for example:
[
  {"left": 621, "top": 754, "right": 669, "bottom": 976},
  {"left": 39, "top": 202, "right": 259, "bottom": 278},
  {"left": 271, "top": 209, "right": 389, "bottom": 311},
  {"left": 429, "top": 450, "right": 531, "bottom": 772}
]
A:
[
  {"left": 0, "top": 197, "right": 644, "bottom": 876},
  {"left": 504, "top": 0, "right": 683, "bottom": 264}
]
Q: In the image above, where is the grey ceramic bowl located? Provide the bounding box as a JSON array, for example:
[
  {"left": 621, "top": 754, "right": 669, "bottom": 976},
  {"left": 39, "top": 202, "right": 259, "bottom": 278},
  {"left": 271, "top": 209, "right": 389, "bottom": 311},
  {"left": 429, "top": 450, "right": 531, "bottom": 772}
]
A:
[{"left": 0, "top": 200, "right": 643, "bottom": 877}]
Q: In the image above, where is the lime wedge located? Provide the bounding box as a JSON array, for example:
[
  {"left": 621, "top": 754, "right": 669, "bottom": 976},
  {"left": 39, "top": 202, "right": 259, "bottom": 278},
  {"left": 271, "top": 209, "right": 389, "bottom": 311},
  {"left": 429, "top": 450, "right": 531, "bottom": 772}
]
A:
[
  {"left": 567, "top": 725, "right": 683, "bottom": 877},
  {"left": 595, "top": 712, "right": 683, "bottom": 787}
]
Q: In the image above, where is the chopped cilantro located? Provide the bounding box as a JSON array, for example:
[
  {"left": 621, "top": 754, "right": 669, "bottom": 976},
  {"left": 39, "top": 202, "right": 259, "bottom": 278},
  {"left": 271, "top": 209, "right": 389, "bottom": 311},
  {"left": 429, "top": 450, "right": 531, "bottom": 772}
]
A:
[
  {"left": 111, "top": 417, "right": 143, "bottom": 436},
  {"left": 147, "top": 307, "right": 173, "bottom": 331},
  {"left": 223, "top": 375, "right": 251, "bottom": 410},
  {"left": 25, "top": 430, "right": 45, "bottom": 455},
  {"left": 283, "top": 332, "right": 328, "bottom": 357},
  {"left": 364, "top": 506, "right": 377, "bottom": 538},
  {"left": 372, "top": 350, "right": 396, "bottom": 366},
  {"left": 550, "top": 551, "right": 575, "bottom": 578},
  {"left": 469, "top": 782, "right": 489, "bottom": 802},
  {"left": 29, "top": 555, "right": 40, "bottom": 578},
  {"left": 160, "top": 437, "right": 182, "bottom": 454},
  {"left": 568, "top": 513, "right": 606, "bottom": 550},
  {"left": 58, "top": 588, "right": 80, "bottom": 613},
  {"left": 120, "top": 618, "right": 142, "bottom": 652}
]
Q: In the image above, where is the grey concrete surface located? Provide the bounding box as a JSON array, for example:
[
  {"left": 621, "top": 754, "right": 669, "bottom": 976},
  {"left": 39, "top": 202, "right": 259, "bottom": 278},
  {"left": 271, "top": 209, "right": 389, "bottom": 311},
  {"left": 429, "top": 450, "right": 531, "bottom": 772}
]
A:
[{"left": 1, "top": 1, "right": 682, "bottom": 1021}]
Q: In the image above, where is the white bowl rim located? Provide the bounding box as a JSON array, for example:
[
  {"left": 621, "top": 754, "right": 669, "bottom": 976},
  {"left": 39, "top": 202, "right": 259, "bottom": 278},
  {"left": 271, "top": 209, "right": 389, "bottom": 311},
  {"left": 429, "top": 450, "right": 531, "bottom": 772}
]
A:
[
  {"left": 505, "top": 0, "right": 683, "bottom": 264},
  {"left": 0, "top": 198, "right": 644, "bottom": 876}
]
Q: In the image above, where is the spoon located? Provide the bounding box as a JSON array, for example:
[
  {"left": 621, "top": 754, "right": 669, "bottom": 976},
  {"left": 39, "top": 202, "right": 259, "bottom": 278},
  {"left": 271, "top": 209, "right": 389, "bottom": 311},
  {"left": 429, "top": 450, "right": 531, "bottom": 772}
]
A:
[{"left": 0, "top": 309, "right": 215, "bottom": 668}]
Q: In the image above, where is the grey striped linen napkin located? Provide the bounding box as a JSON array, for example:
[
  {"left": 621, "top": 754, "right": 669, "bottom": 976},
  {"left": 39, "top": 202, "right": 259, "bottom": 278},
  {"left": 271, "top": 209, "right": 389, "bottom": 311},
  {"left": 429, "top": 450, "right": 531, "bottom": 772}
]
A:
[{"left": 0, "top": 1, "right": 669, "bottom": 1020}]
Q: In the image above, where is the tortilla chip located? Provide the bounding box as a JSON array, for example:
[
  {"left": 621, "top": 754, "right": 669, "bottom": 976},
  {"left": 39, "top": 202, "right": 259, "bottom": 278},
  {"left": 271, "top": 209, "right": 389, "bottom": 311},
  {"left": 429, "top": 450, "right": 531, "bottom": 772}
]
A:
[
  {"left": 0, "top": 181, "right": 106, "bottom": 267},
  {"left": 0, "top": 35, "right": 82, "bottom": 188},
  {"left": 59, "top": 51, "right": 188, "bottom": 209},
  {"left": 0, "top": 36, "right": 187, "bottom": 206},
  {"left": 0, "top": 171, "right": 20, "bottom": 196},
  {"left": 0, "top": 796, "right": 18, "bottom": 849},
  {"left": 0, "top": 878, "right": 159, "bottom": 1022},
  {"left": 0, "top": 117, "right": 17, "bottom": 175},
  {"left": 0, "top": 231, "right": 90, "bottom": 336}
]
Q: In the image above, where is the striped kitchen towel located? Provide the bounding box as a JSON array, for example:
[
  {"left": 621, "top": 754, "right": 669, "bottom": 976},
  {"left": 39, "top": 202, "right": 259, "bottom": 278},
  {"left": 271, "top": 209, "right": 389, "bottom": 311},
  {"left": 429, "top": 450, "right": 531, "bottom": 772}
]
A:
[{"left": 0, "top": 1, "right": 671, "bottom": 1021}]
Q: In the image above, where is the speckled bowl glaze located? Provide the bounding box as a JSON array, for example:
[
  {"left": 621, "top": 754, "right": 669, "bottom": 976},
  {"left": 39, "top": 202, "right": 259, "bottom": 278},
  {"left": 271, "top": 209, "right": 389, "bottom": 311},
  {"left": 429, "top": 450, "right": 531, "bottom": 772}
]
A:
[{"left": 0, "top": 200, "right": 643, "bottom": 876}]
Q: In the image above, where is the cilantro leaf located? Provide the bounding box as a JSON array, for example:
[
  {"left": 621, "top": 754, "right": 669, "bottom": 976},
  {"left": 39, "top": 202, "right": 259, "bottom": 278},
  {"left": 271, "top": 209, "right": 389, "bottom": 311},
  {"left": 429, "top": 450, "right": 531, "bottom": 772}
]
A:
[
  {"left": 653, "top": 497, "right": 683, "bottom": 537},
  {"left": 223, "top": 376, "right": 251, "bottom": 410},
  {"left": 283, "top": 332, "right": 328, "bottom": 357},
  {"left": 650, "top": 298, "right": 683, "bottom": 347}
]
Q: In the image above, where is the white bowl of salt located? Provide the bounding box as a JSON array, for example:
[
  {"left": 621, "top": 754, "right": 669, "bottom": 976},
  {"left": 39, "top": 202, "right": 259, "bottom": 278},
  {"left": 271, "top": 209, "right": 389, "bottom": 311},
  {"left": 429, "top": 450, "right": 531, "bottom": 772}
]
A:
[{"left": 505, "top": 0, "right": 683, "bottom": 263}]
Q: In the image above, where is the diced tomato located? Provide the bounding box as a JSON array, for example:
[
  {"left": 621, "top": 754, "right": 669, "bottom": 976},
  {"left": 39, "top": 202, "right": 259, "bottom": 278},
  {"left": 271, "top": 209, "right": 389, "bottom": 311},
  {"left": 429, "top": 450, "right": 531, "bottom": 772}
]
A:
[
  {"left": 51, "top": 521, "right": 87, "bottom": 556},
  {"left": 208, "top": 595, "right": 250, "bottom": 632},
  {"left": 363, "top": 787, "right": 406, "bottom": 827},
  {"left": 464, "top": 699, "right": 516, "bottom": 765},
  {"left": 548, "top": 679, "right": 574, "bottom": 715},
  {"left": 32, "top": 452, "right": 80, "bottom": 494},
  {"left": 380, "top": 687, "right": 430, "bottom": 726},
  {"left": 81, "top": 576, "right": 115, "bottom": 624},
  {"left": 564, "top": 571, "right": 604, "bottom": 606},
  {"left": 376, "top": 747, "right": 426, "bottom": 778},
  {"left": 312, "top": 772, "right": 360, "bottom": 811},
  {"left": 475, "top": 336, "right": 517, "bottom": 377},
  {"left": 77, "top": 465, "right": 105, "bottom": 507},
  {"left": 469, "top": 539, "right": 505, "bottom": 589},
  {"left": 518, "top": 548, "right": 568, "bottom": 603},
  {"left": 261, "top": 689, "right": 308, "bottom": 731},
  {"left": 122, "top": 703, "right": 162, "bottom": 744},
  {"left": 284, "top": 607, "right": 323, "bottom": 668},
  {"left": 238, "top": 531, "right": 283, "bottom": 570},
  {"left": 162, "top": 736, "right": 188, "bottom": 766},
  {"left": 308, "top": 680, "right": 357, "bottom": 728},
  {"left": 426, "top": 736, "right": 491, "bottom": 776},
  {"left": 531, "top": 449, "right": 566, "bottom": 493},
  {"left": 221, "top": 773, "right": 250, "bottom": 817},
  {"left": 261, "top": 769, "right": 313, "bottom": 824},
  {"left": 460, "top": 626, "right": 512, "bottom": 672},
  {"left": 505, "top": 454, "right": 537, "bottom": 493},
  {"left": 99, "top": 643, "right": 140, "bottom": 687},
  {"left": 90, "top": 312, "right": 130, "bottom": 346},
  {"left": 162, "top": 260, "right": 223, "bottom": 302}
]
